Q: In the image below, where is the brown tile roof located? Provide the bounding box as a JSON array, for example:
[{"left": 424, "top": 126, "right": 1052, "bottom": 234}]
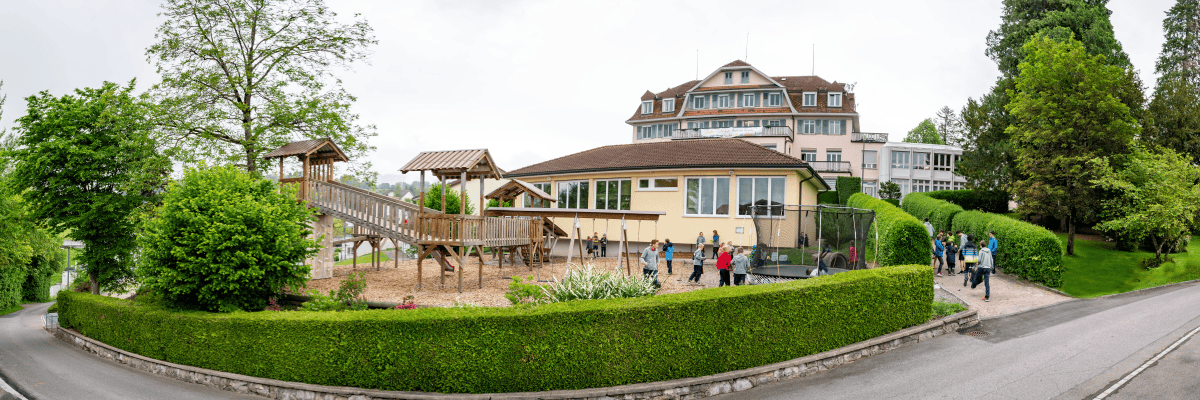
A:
[
  {"left": 693, "top": 84, "right": 779, "bottom": 92},
  {"left": 723, "top": 60, "right": 751, "bottom": 67},
  {"left": 505, "top": 138, "right": 811, "bottom": 178},
  {"left": 400, "top": 149, "right": 503, "bottom": 180},
  {"left": 789, "top": 92, "right": 856, "bottom": 113},
  {"left": 262, "top": 138, "right": 348, "bottom": 161},
  {"left": 683, "top": 107, "right": 792, "bottom": 117},
  {"left": 640, "top": 90, "right": 656, "bottom": 101},
  {"left": 772, "top": 76, "right": 846, "bottom": 92}
]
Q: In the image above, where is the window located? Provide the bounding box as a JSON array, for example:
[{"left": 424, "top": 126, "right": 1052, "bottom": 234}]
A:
[
  {"left": 863, "top": 150, "right": 878, "bottom": 169},
  {"left": 740, "top": 71, "right": 750, "bottom": 83},
  {"left": 828, "top": 120, "right": 845, "bottom": 135},
  {"left": 595, "top": 179, "right": 632, "bottom": 210},
  {"left": 802, "top": 92, "right": 817, "bottom": 106},
  {"left": 913, "top": 152, "right": 930, "bottom": 170},
  {"left": 953, "top": 155, "right": 961, "bottom": 172},
  {"left": 801, "top": 119, "right": 818, "bottom": 134},
  {"left": 800, "top": 149, "right": 817, "bottom": 162},
  {"left": 687, "top": 121, "right": 710, "bottom": 129},
  {"left": 934, "top": 153, "right": 952, "bottom": 171},
  {"left": 765, "top": 119, "right": 784, "bottom": 127},
  {"left": 893, "top": 179, "right": 909, "bottom": 195},
  {"left": 724, "top": 72, "right": 733, "bottom": 84},
  {"left": 933, "top": 180, "right": 951, "bottom": 191},
  {"left": 953, "top": 181, "right": 966, "bottom": 190},
  {"left": 692, "top": 95, "right": 706, "bottom": 109},
  {"left": 828, "top": 92, "right": 842, "bottom": 107},
  {"left": 826, "top": 150, "right": 842, "bottom": 162},
  {"left": 736, "top": 120, "right": 759, "bottom": 127},
  {"left": 891, "top": 151, "right": 910, "bottom": 169},
  {"left": 663, "top": 98, "right": 675, "bottom": 113},
  {"left": 762, "top": 144, "right": 777, "bottom": 151},
  {"left": 824, "top": 179, "right": 837, "bottom": 190},
  {"left": 737, "top": 176, "right": 785, "bottom": 216},
  {"left": 913, "top": 179, "right": 931, "bottom": 193},
  {"left": 768, "top": 92, "right": 781, "bottom": 106},
  {"left": 557, "top": 180, "right": 590, "bottom": 209},
  {"left": 863, "top": 181, "right": 877, "bottom": 197},
  {"left": 739, "top": 93, "right": 758, "bottom": 107},
  {"left": 638, "top": 123, "right": 677, "bottom": 139},
  {"left": 715, "top": 120, "right": 734, "bottom": 128},
  {"left": 524, "top": 182, "right": 552, "bottom": 208},
  {"left": 717, "top": 94, "right": 731, "bottom": 108},
  {"left": 638, "top": 177, "right": 678, "bottom": 191},
  {"left": 641, "top": 101, "right": 653, "bottom": 114},
  {"left": 685, "top": 177, "right": 730, "bottom": 216}
]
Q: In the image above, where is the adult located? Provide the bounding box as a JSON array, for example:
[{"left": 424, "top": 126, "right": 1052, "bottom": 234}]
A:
[
  {"left": 689, "top": 243, "right": 707, "bottom": 284},
  {"left": 716, "top": 245, "right": 732, "bottom": 287},
  {"left": 599, "top": 233, "right": 608, "bottom": 257},
  {"left": 988, "top": 231, "right": 999, "bottom": 273},
  {"left": 640, "top": 239, "right": 660, "bottom": 287},
  {"left": 663, "top": 239, "right": 674, "bottom": 275},
  {"left": 973, "top": 239, "right": 994, "bottom": 302},
  {"left": 924, "top": 218, "right": 934, "bottom": 238},
  {"left": 732, "top": 247, "right": 749, "bottom": 285},
  {"left": 933, "top": 233, "right": 945, "bottom": 276},
  {"left": 711, "top": 230, "right": 721, "bottom": 259}
]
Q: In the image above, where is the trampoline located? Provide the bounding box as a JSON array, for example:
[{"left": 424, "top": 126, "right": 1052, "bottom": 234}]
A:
[{"left": 748, "top": 204, "right": 875, "bottom": 284}]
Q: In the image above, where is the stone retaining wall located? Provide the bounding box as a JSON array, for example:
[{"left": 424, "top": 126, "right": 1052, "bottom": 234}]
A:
[{"left": 56, "top": 310, "right": 978, "bottom": 400}]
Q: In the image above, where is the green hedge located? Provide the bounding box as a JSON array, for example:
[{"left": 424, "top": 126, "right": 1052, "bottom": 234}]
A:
[
  {"left": 925, "top": 190, "right": 1008, "bottom": 213},
  {"left": 901, "top": 193, "right": 964, "bottom": 234},
  {"left": 58, "top": 265, "right": 932, "bottom": 394},
  {"left": 847, "top": 194, "right": 931, "bottom": 266},
  {"left": 951, "top": 210, "right": 1064, "bottom": 287},
  {"left": 817, "top": 190, "right": 840, "bottom": 204},
  {"left": 884, "top": 198, "right": 901, "bottom": 207},
  {"left": 836, "top": 177, "right": 862, "bottom": 205}
]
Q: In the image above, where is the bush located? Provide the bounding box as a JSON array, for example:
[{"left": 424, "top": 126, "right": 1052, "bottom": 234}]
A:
[
  {"left": 300, "top": 272, "right": 369, "bottom": 312},
  {"left": 836, "top": 177, "right": 862, "bottom": 205},
  {"left": 58, "top": 265, "right": 932, "bottom": 394},
  {"left": 137, "top": 166, "right": 318, "bottom": 312},
  {"left": 541, "top": 264, "right": 657, "bottom": 303},
  {"left": 901, "top": 193, "right": 964, "bottom": 234},
  {"left": 884, "top": 198, "right": 901, "bottom": 207},
  {"left": 847, "top": 193, "right": 930, "bottom": 266},
  {"left": 817, "top": 190, "right": 840, "bottom": 205},
  {"left": 931, "top": 300, "right": 967, "bottom": 319},
  {"left": 925, "top": 190, "right": 1008, "bottom": 213},
  {"left": 952, "top": 210, "right": 1064, "bottom": 287}
]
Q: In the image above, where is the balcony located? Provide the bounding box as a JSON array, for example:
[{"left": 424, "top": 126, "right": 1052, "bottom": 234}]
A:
[
  {"left": 852, "top": 132, "right": 888, "bottom": 143},
  {"left": 671, "top": 126, "right": 794, "bottom": 141},
  {"left": 809, "top": 161, "right": 853, "bottom": 173}
]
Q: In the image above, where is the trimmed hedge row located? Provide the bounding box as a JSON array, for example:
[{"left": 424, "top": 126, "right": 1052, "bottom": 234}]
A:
[
  {"left": 58, "top": 265, "right": 932, "bottom": 394},
  {"left": 817, "top": 190, "right": 840, "bottom": 204},
  {"left": 925, "top": 190, "right": 1008, "bottom": 213},
  {"left": 951, "top": 210, "right": 1064, "bottom": 287},
  {"left": 846, "top": 193, "right": 931, "bottom": 266},
  {"left": 901, "top": 193, "right": 964, "bottom": 234},
  {"left": 836, "top": 177, "right": 862, "bottom": 205}
]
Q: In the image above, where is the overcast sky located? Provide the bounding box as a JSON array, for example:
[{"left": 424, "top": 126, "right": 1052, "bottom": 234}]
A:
[{"left": 0, "top": 0, "right": 1174, "bottom": 184}]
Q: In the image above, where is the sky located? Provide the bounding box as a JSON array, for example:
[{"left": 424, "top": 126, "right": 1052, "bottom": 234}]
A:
[{"left": 0, "top": 0, "right": 1176, "bottom": 184}]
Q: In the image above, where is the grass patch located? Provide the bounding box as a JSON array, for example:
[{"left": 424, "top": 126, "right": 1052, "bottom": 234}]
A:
[
  {"left": 1058, "top": 233, "right": 1200, "bottom": 298},
  {"left": 335, "top": 252, "right": 393, "bottom": 266},
  {"left": 0, "top": 304, "right": 24, "bottom": 316},
  {"left": 931, "top": 300, "right": 966, "bottom": 319}
]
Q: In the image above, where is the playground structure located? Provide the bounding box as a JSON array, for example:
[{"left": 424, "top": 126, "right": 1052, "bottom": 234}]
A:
[
  {"left": 749, "top": 204, "right": 876, "bottom": 284},
  {"left": 267, "top": 139, "right": 663, "bottom": 293}
]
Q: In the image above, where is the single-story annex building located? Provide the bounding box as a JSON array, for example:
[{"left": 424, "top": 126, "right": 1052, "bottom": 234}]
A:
[{"left": 501, "top": 137, "right": 829, "bottom": 254}]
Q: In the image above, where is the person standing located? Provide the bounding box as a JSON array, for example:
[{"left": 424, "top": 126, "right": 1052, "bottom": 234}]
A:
[
  {"left": 640, "top": 239, "right": 660, "bottom": 287},
  {"left": 732, "top": 247, "right": 749, "bottom": 285},
  {"left": 973, "top": 239, "right": 993, "bottom": 302},
  {"left": 711, "top": 230, "right": 721, "bottom": 259},
  {"left": 960, "top": 236, "right": 979, "bottom": 287},
  {"left": 689, "top": 243, "right": 707, "bottom": 284},
  {"left": 584, "top": 235, "right": 594, "bottom": 259},
  {"left": 933, "top": 233, "right": 945, "bottom": 276},
  {"left": 988, "top": 231, "right": 999, "bottom": 273},
  {"left": 716, "top": 245, "right": 732, "bottom": 287},
  {"left": 663, "top": 239, "right": 675, "bottom": 275},
  {"left": 924, "top": 218, "right": 934, "bottom": 238},
  {"left": 600, "top": 233, "right": 608, "bottom": 257},
  {"left": 945, "top": 239, "right": 959, "bottom": 276},
  {"left": 696, "top": 231, "right": 705, "bottom": 255}
]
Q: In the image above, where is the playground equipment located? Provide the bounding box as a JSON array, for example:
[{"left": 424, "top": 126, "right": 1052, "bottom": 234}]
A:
[{"left": 748, "top": 204, "right": 875, "bottom": 284}]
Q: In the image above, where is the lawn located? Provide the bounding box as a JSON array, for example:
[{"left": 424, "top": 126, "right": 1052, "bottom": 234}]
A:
[
  {"left": 0, "top": 304, "right": 23, "bottom": 316},
  {"left": 335, "top": 252, "right": 393, "bottom": 266},
  {"left": 1058, "top": 233, "right": 1200, "bottom": 298}
]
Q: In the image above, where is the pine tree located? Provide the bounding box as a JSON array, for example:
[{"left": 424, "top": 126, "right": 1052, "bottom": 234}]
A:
[
  {"left": 1156, "top": 0, "right": 1200, "bottom": 85},
  {"left": 1147, "top": 1, "right": 1200, "bottom": 163}
]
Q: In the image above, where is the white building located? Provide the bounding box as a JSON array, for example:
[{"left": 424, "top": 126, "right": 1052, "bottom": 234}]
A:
[{"left": 877, "top": 142, "right": 968, "bottom": 197}]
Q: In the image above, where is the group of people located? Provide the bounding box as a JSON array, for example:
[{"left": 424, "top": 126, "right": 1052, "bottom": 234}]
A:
[
  {"left": 583, "top": 233, "right": 609, "bottom": 259},
  {"left": 636, "top": 230, "right": 750, "bottom": 288},
  {"left": 925, "top": 219, "right": 998, "bottom": 302}
]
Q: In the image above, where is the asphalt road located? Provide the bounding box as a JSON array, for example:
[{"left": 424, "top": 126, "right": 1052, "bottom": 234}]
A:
[
  {"left": 724, "top": 281, "right": 1200, "bottom": 400},
  {"left": 0, "top": 302, "right": 258, "bottom": 400}
]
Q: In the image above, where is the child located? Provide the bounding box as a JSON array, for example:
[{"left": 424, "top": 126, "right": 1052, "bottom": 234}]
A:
[
  {"left": 600, "top": 234, "right": 608, "bottom": 257},
  {"left": 716, "top": 245, "right": 732, "bottom": 287},
  {"left": 640, "top": 239, "right": 660, "bottom": 287},
  {"left": 817, "top": 245, "right": 831, "bottom": 275},
  {"left": 933, "top": 233, "right": 945, "bottom": 276},
  {"left": 584, "top": 236, "right": 594, "bottom": 259},
  {"left": 711, "top": 230, "right": 721, "bottom": 259},
  {"left": 732, "top": 247, "right": 749, "bottom": 285},
  {"left": 960, "top": 236, "right": 979, "bottom": 287},
  {"left": 663, "top": 239, "right": 674, "bottom": 275},
  {"left": 945, "top": 239, "right": 959, "bottom": 276},
  {"left": 690, "top": 243, "right": 707, "bottom": 284},
  {"left": 974, "top": 239, "right": 994, "bottom": 302}
]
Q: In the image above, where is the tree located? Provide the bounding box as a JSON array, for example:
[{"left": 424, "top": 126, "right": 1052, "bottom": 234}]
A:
[
  {"left": 138, "top": 166, "right": 317, "bottom": 312},
  {"left": 957, "top": 81, "right": 1020, "bottom": 190},
  {"left": 146, "top": 0, "right": 378, "bottom": 178},
  {"left": 903, "top": 118, "right": 944, "bottom": 145},
  {"left": 934, "top": 106, "right": 963, "bottom": 145},
  {"left": 1091, "top": 148, "right": 1200, "bottom": 266},
  {"left": 408, "top": 182, "right": 475, "bottom": 215},
  {"left": 879, "top": 181, "right": 903, "bottom": 200},
  {"left": 1146, "top": 76, "right": 1200, "bottom": 163},
  {"left": 1156, "top": 0, "right": 1200, "bottom": 85},
  {"left": 9, "top": 81, "right": 170, "bottom": 294},
  {"left": 1007, "top": 34, "right": 1140, "bottom": 256}
]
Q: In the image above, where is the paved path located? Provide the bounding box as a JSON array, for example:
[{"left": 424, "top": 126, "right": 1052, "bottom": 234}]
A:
[
  {"left": 0, "top": 302, "right": 258, "bottom": 400},
  {"left": 724, "top": 281, "right": 1200, "bottom": 400}
]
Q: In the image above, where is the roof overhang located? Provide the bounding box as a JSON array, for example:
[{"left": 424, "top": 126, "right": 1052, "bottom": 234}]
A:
[
  {"left": 400, "top": 149, "right": 504, "bottom": 181},
  {"left": 505, "top": 164, "right": 813, "bottom": 179},
  {"left": 484, "top": 207, "right": 664, "bottom": 221},
  {"left": 263, "top": 138, "right": 350, "bottom": 162},
  {"left": 485, "top": 179, "right": 556, "bottom": 203}
]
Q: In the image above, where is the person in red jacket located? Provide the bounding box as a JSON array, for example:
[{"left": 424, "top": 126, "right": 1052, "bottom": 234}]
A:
[{"left": 716, "top": 245, "right": 733, "bottom": 287}]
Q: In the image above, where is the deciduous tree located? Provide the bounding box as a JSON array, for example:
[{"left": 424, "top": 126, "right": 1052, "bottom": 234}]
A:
[
  {"left": 1092, "top": 148, "right": 1200, "bottom": 266},
  {"left": 903, "top": 119, "right": 944, "bottom": 145}
]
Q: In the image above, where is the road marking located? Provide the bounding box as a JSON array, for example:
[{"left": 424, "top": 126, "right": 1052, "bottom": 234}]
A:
[{"left": 1095, "top": 323, "right": 1200, "bottom": 399}]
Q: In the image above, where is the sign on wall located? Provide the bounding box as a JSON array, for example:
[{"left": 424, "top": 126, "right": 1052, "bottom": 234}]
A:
[{"left": 700, "top": 127, "right": 764, "bottom": 138}]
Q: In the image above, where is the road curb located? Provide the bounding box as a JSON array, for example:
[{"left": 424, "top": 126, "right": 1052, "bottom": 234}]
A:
[{"left": 55, "top": 310, "right": 978, "bottom": 400}]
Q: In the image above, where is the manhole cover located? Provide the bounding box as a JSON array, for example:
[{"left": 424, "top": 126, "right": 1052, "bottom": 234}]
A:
[{"left": 964, "top": 330, "right": 989, "bottom": 338}]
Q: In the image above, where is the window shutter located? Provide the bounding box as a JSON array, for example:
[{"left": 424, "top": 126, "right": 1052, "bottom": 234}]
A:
[
  {"left": 737, "top": 94, "right": 743, "bottom": 107},
  {"left": 822, "top": 120, "right": 829, "bottom": 134}
]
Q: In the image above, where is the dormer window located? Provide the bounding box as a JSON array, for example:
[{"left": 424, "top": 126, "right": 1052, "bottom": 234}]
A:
[
  {"left": 724, "top": 72, "right": 733, "bottom": 84},
  {"left": 802, "top": 92, "right": 817, "bottom": 107},
  {"left": 829, "top": 92, "right": 843, "bottom": 107},
  {"left": 663, "top": 98, "right": 675, "bottom": 112},
  {"left": 740, "top": 71, "right": 750, "bottom": 83},
  {"left": 768, "top": 92, "right": 781, "bottom": 106},
  {"left": 641, "top": 101, "right": 653, "bottom": 114}
]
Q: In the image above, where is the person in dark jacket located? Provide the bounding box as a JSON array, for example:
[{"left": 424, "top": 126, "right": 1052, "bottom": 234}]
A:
[
  {"left": 600, "top": 234, "right": 608, "bottom": 257},
  {"left": 960, "top": 236, "right": 979, "bottom": 287},
  {"left": 945, "top": 239, "right": 959, "bottom": 276}
]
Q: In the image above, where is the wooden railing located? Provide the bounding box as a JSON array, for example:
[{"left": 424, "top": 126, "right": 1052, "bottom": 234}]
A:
[{"left": 483, "top": 216, "right": 540, "bottom": 247}]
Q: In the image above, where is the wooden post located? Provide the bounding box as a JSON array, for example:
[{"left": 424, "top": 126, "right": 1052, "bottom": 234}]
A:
[
  {"left": 440, "top": 176, "right": 446, "bottom": 287},
  {"left": 622, "top": 217, "right": 632, "bottom": 275},
  {"left": 418, "top": 172, "right": 425, "bottom": 291},
  {"left": 477, "top": 245, "right": 484, "bottom": 289},
  {"left": 459, "top": 171, "right": 466, "bottom": 293},
  {"left": 565, "top": 215, "right": 578, "bottom": 266},
  {"left": 352, "top": 241, "right": 360, "bottom": 270}
]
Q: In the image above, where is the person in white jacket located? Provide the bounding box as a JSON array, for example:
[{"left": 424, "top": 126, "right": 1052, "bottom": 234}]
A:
[{"left": 972, "top": 241, "right": 994, "bottom": 302}]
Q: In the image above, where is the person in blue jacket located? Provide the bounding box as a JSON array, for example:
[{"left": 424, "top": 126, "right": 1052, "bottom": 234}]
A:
[
  {"left": 663, "top": 239, "right": 675, "bottom": 275},
  {"left": 988, "top": 231, "right": 999, "bottom": 273},
  {"left": 711, "top": 230, "right": 720, "bottom": 258},
  {"left": 933, "top": 233, "right": 946, "bottom": 277}
]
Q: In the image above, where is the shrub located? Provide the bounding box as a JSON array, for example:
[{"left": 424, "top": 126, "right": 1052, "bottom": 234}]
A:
[
  {"left": 541, "top": 264, "right": 657, "bottom": 303},
  {"left": 931, "top": 300, "right": 966, "bottom": 319},
  {"left": 836, "top": 177, "right": 862, "bottom": 205},
  {"left": 301, "top": 272, "right": 369, "bottom": 312},
  {"left": 817, "top": 190, "right": 840, "bottom": 205},
  {"left": 901, "top": 193, "right": 964, "bottom": 234},
  {"left": 137, "top": 166, "right": 318, "bottom": 312},
  {"left": 925, "top": 190, "right": 1008, "bottom": 213},
  {"left": 505, "top": 275, "right": 547, "bottom": 305},
  {"left": 58, "top": 265, "right": 931, "bottom": 394},
  {"left": 847, "top": 193, "right": 930, "bottom": 266},
  {"left": 952, "top": 210, "right": 1064, "bottom": 287},
  {"left": 884, "top": 198, "right": 901, "bottom": 207}
]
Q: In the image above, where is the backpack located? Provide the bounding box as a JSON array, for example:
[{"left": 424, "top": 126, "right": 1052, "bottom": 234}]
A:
[{"left": 962, "top": 246, "right": 979, "bottom": 264}]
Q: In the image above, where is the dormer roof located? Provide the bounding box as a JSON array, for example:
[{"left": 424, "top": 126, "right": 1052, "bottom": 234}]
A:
[
  {"left": 723, "top": 60, "right": 751, "bottom": 67},
  {"left": 640, "top": 90, "right": 657, "bottom": 101}
]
